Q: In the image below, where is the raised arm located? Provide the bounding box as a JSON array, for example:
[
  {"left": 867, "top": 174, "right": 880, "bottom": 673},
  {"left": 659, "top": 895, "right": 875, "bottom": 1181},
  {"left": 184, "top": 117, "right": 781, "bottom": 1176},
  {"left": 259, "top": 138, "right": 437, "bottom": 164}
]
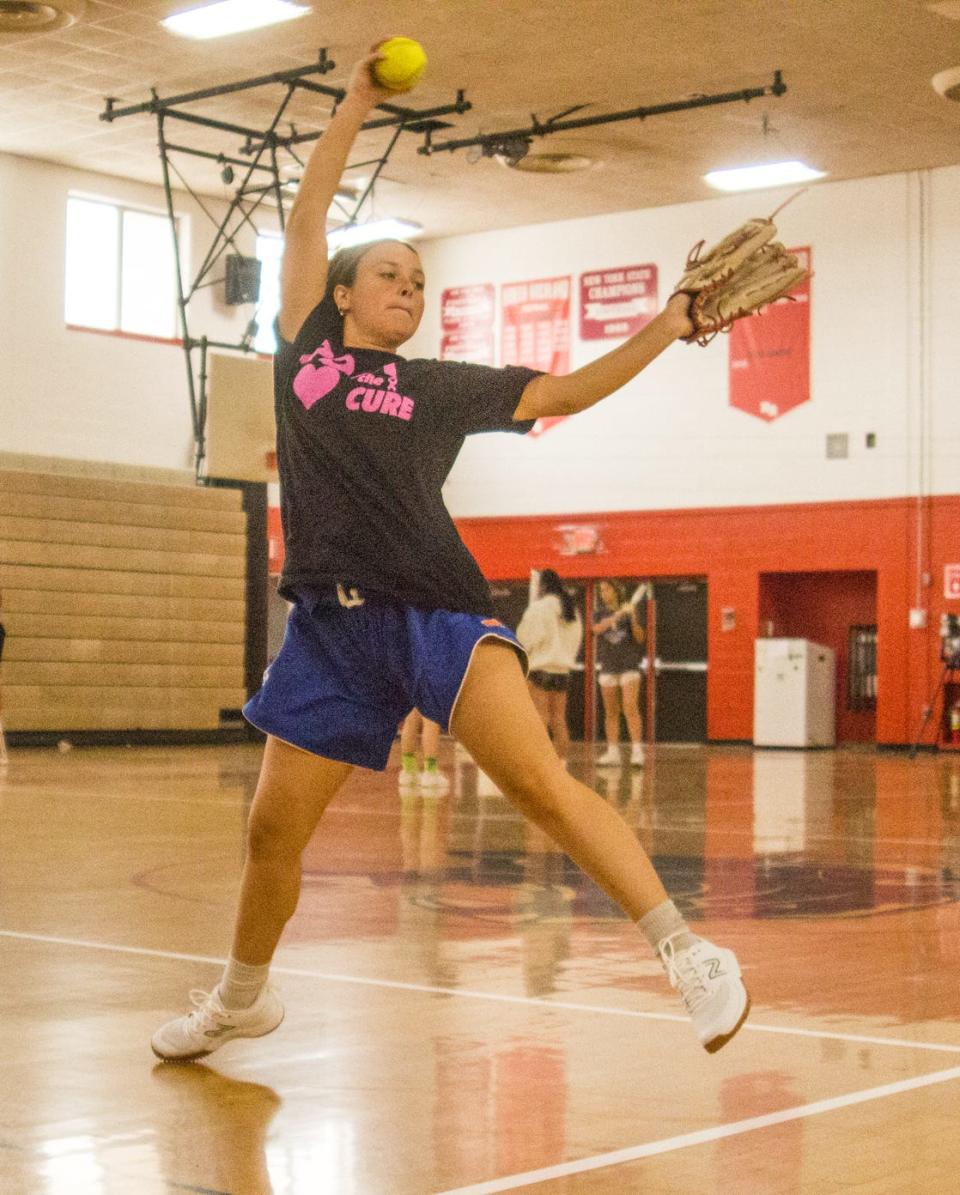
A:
[
  {"left": 278, "top": 49, "right": 394, "bottom": 342},
  {"left": 513, "top": 293, "right": 694, "bottom": 422}
]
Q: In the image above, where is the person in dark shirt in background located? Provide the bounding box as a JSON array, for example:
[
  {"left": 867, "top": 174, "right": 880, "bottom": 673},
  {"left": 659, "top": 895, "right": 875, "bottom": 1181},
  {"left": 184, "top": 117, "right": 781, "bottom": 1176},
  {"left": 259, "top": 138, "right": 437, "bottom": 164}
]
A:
[{"left": 593, "top": 579, "right": 647, "bottom": 767}]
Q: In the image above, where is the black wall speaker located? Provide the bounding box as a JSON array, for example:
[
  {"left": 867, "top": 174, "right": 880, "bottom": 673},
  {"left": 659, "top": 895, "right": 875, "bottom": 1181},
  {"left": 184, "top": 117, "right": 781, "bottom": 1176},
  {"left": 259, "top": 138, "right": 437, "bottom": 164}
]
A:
[{"left": 225, "top": 254, "right": 262, "bottom": 305}]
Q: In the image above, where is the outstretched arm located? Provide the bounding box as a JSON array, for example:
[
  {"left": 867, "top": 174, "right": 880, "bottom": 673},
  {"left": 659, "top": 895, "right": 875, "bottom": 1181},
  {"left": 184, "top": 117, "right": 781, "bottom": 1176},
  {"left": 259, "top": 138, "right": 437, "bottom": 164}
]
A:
[
  {"left": 278, "top": 49, "right": 394, "bottom": 342},
  {"left": 513, "top": 293, "right": 693, "bottom": 422}
]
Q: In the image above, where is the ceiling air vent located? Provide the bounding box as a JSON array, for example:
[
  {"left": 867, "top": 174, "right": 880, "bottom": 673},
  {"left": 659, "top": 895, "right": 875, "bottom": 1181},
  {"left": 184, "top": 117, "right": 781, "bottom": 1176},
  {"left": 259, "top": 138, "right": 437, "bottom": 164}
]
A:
[
  {"left": 492, "top": 135, "right": 599, "bottom": 173},
  {"left": 506, "top": 151, "right": 595, "bottom": 174},
  {"left": 0, "top": 0, "right": 85, "bottom": 33}
]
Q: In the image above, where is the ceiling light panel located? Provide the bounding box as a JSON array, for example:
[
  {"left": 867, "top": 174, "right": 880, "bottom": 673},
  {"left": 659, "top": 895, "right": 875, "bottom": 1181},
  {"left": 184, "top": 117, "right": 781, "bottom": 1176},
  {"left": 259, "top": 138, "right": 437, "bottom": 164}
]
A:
[
  {"left": 327, "top": 219, "right": 423, "bottom": 253},
  {"left": 704, "top": 161, "right": 826, "bottom": 192},
  {"left": 162, "top": 0, "right": 311, "bottom": 40}
]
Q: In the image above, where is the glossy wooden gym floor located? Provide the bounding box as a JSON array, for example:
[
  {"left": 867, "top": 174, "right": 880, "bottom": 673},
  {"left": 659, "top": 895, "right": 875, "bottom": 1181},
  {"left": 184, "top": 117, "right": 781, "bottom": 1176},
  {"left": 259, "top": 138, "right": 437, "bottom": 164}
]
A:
[{"left": 1, "top": 742, "right": 958, "bottom": 1194}]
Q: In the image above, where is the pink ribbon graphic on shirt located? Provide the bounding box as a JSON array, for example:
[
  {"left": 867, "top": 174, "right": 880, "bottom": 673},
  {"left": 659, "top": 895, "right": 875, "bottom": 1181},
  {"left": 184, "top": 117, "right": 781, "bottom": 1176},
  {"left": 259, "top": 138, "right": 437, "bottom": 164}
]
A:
[{"left": 293, "top": 341, "right": 356, "bottom": 409}]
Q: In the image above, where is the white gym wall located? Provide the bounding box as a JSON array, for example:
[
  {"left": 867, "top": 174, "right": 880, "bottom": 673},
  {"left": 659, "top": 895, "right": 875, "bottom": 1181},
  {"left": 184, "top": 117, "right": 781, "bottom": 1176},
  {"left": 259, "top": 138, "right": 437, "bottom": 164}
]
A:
[
  {"left": 0, "top": 152, "right": 267, "bottom": 471},
  {"left": 2, "top": 150, "right": 957, "bottom": 522},
  {"left": 407, "top": 169, "right": 958, "bottom": 518}
]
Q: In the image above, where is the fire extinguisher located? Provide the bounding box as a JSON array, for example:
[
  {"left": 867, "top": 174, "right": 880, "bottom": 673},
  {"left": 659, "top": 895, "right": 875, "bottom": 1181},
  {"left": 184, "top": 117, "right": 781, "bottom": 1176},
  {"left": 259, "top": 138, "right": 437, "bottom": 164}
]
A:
[{"left": 951, "top": 698, "right": 960, "bottom": 745}]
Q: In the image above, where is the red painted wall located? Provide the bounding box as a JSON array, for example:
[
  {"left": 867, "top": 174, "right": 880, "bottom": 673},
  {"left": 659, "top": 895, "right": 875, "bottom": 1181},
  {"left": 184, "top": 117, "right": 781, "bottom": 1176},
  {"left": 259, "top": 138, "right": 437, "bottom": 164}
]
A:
[
  {"left": 265, "top": 492, "right": 959, "bottom": 745},
  {"left": 454, "top": 495, "right": 960, "bottom": 747}
]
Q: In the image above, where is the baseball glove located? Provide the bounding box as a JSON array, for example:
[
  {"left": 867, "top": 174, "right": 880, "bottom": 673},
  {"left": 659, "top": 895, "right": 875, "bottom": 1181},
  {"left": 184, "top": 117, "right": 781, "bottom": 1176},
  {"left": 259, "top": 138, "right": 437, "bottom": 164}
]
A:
[
  {"left": 673, "top": 215, "right": 811, "bottom": 346},
  {"left": 674, "top": 216, "right": 778, "bottom": 294}
]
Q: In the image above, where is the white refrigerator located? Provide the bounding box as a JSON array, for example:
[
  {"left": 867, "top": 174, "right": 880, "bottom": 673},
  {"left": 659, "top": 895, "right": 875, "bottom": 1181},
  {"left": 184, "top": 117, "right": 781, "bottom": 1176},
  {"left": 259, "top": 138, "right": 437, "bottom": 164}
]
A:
[{"left": 753, "top": 638, "right": 836, "bottom": 747}]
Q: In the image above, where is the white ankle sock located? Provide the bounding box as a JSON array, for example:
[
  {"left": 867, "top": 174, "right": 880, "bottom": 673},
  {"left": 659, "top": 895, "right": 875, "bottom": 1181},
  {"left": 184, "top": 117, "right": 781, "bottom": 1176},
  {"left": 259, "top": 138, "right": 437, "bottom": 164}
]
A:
[
  {"left": 638, "top": 900, "right": 697, "bottom": 954},
  {"left": 218, "top": 957, "right": 270, "bottom": 1010}
]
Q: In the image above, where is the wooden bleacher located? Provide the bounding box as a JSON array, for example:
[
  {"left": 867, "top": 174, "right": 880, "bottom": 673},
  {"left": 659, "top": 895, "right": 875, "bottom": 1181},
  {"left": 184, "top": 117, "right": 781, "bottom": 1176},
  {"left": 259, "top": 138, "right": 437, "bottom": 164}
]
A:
[{"left": 0, "top": 463, "right": 247, "bottom": 734}]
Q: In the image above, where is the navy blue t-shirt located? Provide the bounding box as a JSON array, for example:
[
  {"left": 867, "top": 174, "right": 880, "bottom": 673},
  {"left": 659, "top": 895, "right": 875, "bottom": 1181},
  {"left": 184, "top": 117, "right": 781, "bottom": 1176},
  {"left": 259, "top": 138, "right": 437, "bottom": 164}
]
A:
[
  {"left": 594, "top": 604, "right": 645, "bottom": 673},
  {"left": 274, "top": 297, "right": 539, "bottom": 615}
]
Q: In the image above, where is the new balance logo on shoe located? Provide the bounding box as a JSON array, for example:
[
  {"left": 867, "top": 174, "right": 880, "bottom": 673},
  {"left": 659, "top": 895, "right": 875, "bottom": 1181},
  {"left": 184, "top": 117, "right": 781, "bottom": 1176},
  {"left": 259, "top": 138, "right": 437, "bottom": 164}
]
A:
[{"left": 658, "top": 934, "right": 749, "bottom": 1053}]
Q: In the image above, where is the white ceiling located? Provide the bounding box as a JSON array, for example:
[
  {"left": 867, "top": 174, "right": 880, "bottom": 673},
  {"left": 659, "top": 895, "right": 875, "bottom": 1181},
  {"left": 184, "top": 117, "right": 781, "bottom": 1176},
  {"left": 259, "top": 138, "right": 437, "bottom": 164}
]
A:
[{"left": 2, "top": 0, "right": 960, "bottom": 238}]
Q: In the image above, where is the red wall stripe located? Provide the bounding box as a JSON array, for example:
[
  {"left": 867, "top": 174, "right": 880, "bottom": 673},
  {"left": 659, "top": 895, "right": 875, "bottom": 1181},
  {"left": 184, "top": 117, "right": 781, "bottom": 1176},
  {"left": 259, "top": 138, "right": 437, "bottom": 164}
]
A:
[
  {"left": 455, "top": 495, "right": 960, "bottom": 747},
  {"left": 265, "top": 493, "right": 959, "bottom": 746}
]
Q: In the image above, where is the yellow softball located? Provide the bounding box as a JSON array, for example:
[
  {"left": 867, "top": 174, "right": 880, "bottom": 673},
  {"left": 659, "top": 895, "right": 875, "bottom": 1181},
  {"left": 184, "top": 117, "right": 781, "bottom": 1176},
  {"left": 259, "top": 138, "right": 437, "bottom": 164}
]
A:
[{"left": 374, "top": 36, "right": 427, "bottom": 91}]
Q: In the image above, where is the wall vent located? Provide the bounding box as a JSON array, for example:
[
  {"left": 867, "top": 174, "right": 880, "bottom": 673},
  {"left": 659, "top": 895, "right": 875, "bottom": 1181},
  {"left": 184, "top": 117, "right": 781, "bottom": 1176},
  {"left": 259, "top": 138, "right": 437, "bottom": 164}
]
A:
[{"left": 826, "top": 433, "right": 849, "bottom": 459}]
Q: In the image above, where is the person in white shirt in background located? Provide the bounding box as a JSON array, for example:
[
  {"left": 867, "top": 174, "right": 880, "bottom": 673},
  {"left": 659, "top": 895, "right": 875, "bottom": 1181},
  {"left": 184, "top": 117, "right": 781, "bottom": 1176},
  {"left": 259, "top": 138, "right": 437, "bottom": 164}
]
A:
[{"left": 516, "top": 569, "right": 583, "bottom": 766}]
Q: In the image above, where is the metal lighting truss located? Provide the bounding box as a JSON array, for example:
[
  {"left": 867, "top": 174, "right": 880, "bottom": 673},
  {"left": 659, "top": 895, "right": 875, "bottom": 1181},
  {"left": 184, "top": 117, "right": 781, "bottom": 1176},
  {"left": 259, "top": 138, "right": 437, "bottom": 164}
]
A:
[
  {"left": 417, "top": 70, "right": 788, "bottom": 161},
  {"left": 100, "top": 61, "right": 787, "bottom": 477},
  {"left": 100, "top": 50, "right": 471, "bottom": 478}
]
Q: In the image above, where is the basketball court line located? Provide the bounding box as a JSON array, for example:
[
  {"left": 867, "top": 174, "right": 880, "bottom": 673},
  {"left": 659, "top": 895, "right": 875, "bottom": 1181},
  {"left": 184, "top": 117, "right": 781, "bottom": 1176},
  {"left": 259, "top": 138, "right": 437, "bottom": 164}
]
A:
[
  {"left": 429, "top": 1064, "right": 960, "bottom": 1195},
  {"left": 2, "top": 928, "right": 958, "bottom": 1056}
]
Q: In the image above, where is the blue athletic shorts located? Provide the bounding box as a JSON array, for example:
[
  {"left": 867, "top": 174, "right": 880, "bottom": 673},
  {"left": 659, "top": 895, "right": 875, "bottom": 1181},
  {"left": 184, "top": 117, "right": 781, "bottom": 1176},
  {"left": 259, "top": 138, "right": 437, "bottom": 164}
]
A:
[{"left": 243, "top": 585, "right": 527, "bottom": 770}]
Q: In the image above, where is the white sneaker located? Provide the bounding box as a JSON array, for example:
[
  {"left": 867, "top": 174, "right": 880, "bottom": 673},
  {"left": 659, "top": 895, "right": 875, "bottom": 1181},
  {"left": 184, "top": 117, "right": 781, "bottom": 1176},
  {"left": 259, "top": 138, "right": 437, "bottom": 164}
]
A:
[
  {"left": 398, "top": 768, "right": 418, "bottom": 794},
  {"left": 630, "top": 743, "right": 646, "bottom": 767},
  {"left": 658, "top": 934, "right": 750, "bottom": 1053},
  {"left": 419, "top": 769, "right": 450, "bottom": 796},
  {"left": 597, "top": 745, "right": 621, "bottom": 766},
  {"left": 151, "top": 984, "right": 284, "bottom": 1062}
]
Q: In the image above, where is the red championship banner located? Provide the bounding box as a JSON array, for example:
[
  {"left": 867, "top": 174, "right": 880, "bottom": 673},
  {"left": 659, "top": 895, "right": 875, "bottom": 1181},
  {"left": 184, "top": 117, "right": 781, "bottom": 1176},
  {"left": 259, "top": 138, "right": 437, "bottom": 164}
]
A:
[
  {"left": 441, "top": 283, "right": 495, "bottom": 364},
  {"left": 729, "top": 247, "right": 811, "bottom": 422},
  {"left": 501, "top": 275, "right": 571, "bottom": 436},
  {"left": 440, "top": 326, "right": 495, "bottom": 364},
  {"left": 580, "top": 263, "right": 658, "bottom": 340}
]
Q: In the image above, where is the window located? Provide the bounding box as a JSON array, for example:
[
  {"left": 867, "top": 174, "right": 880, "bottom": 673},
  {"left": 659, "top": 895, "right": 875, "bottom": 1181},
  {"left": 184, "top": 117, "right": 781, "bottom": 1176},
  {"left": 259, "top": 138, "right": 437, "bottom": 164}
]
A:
[
  {"left": 847, "top": 624, "right": 877, "bottom": 711},
  {"left": 65, "top": 195, "right": 181, "bottom": 340},
  {"left": 254, "top": 231, "right": 284, "bottom": 354}
]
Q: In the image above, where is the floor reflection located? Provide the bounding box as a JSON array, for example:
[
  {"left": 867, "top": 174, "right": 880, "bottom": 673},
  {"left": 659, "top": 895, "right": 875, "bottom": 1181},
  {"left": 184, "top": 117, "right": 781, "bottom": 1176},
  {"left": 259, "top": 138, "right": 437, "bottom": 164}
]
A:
[
  {"left": 436, "top": 746, "right": 960, "bottom": 922},
  {"left": 4, "top": 742, "right": 960, "bottom": 1193},
  {"left": 151, "top": 1063, "right": 281, "bottom": 1195}
]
